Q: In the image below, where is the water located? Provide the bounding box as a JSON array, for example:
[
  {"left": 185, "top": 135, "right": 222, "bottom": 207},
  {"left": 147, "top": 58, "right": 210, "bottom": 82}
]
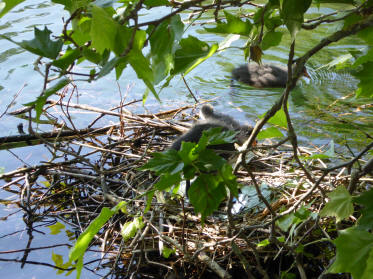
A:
[{"left": 0, "top": 1, "right": 372, "bottom": 278}]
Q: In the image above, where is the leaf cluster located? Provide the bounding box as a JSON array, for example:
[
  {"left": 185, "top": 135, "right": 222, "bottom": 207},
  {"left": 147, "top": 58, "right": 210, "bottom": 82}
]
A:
[
  {"left": 141, "top": 127, "right": 239, "bottom": 223},
  {"left": 319, "top": 186, "right": 373, "bottom": 278}
]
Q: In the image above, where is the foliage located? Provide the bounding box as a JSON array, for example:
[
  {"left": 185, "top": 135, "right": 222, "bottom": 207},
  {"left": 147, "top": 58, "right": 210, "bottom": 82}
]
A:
[
  {"left": 319, "top": 187, "right": 373, "bottom": 278},
  {"left": 141, "top": 127, "right": 239, "bottom": 223},
  {"left": 121, "top": 217, "right": 145, "bottom": 241},
  {"left": 355, "top": 188, "right": 373, "bottom": 230},
  {"left": 328, "top": 227, "right": 373, "bottom": 279},
  {"left": 67, "top": 202, "right": 127, "bottom": 278},
  {"left": 320, "top": 186, "right": 353, "bottom": 223}
]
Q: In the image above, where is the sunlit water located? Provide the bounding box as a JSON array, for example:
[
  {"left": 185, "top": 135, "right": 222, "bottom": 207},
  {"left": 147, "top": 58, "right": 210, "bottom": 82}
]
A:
[{"left": 0, "top": 1, "right": 372, "bottom": 278}]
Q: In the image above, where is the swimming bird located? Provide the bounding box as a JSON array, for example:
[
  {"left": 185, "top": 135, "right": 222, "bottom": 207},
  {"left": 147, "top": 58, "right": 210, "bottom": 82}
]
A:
[{"left": 232, "top": 63, "right": 310, "bottom": 88}]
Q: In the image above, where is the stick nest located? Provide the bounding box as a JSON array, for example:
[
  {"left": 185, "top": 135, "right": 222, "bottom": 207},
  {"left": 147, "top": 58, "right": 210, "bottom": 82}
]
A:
[{"left": 1, "top": 101, "right": 367, "bottom": 279}]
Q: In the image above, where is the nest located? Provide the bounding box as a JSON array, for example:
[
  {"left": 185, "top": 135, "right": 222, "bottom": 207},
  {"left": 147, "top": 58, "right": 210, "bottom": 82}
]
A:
[{"left": 1, "top": 99, "right": 368, "bottom": 279}]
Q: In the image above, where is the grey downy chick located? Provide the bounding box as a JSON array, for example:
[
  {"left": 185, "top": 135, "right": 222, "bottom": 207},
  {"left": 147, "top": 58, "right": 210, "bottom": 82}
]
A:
[
  {"left": 170, "top": 104, "right": 254, "bottom": 196},
  {"left": 170, "top": 104, "right": 253, "bottom": 156}
]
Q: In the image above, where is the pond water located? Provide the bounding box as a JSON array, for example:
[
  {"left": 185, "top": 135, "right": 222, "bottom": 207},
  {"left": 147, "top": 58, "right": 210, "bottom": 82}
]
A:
[{"left": 0, "top": 1, "right": 372, "bottom": 278}]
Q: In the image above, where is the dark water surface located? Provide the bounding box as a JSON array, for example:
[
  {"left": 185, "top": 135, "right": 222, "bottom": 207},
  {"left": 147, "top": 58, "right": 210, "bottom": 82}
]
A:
[{"left": 0, "top": 1, "right": 372, "bottom": 278}]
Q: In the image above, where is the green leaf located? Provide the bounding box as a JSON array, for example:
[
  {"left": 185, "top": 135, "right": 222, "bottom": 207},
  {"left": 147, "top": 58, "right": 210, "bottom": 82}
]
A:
[
  {"left": 277, "top": 206, "right": 312, "bottom": 232},
  {"left": 315, "top": 0, "right": 355, "bottom": 4},
  {"left": 343, "top": 13, "right": 362, "bottom": 30},
  {"left": 115, "top": 58, "right": 129, "bottom": 79},
  {"left": 294, "top": 206, "right": 312, "bottom": 220},
  {"left": 99, "top": 56, "right": 128, "bottom": 78},
  {"left": 277, "top": 236, "right": 285, "bottom": 243},
  {"left": 357, "top": 26, "right": 373, "bottom": 45},
  {"left": 183, "top": 165, "right": 197, "bottom": 181},
  {"left": 154, "top": 173, "right": 181, "bottom": 191},
  {"left": 329, "top": 227, "right": 373, "bottom": 278},
  {"left": 173, "top": 36, "right": 217, "bottom": 75},
  {"left": 149, "top": 15, "right": 184, "bottom": 84},
  {"left": 161, "top": 246, "right": 175, "bottom": 258},
  {"left": 353, "top": 48, "right": 373, "bottom": 68},
  {"left": 277, "top": 213, "right": 300, "bottom": 232},
  {"left": 24, "top": 78, "right": 70, "bottom": 120},
  {"left": 149, "top": 22, "right": 173, "bottom": 84},
  {"left": 178, "top": 141, "right": 199, "bottom": 164},
  {"left": 131, "top": 28, "right": 147, "bottom": 50},
  {"left": 354, "top": 188, "right": 373, "bottom": 230},
  {"left": 69, "top": 201, "right": 126, "bottom": 276},
  {"left": 281, "top": 271, "right": 297, "bottom": 279},
  {"left": 70, "top": 17, "right": 91, "bottom": 45},
  {"left": 145, "top": 190, "right": 155, "bottom": 213},
  {"left": 113, "top": 25, "right": 132, "bottom": 56},
  {"left": 183, "top": 127, "right": 236, "bottom": 160},
  {"left": 257, "top": 127, "right": 284, "bottom": 140},
  {"left": 129, "top": 49, "right": 159, "bottom": 100},
  {"left": 82, "top": 47, "right": 102, "bottom": 64},
  {"left": 362, "top": 248, "right": 373, "bottom": 279},
  {"left": 90, "top": 5, "right": 118, "bottom": 53},
  {"left": 220, "top": 164, "right": 239, "bottom": 197},
  {"left": 52, "top": 47, "right": 80, "bottom": 71},
  {"left": 267, "top": 107, "right": 287, "bottom": 128},
  {"left": 184, "top": 43, "right": 218, "bottom": 76},
  {"left": 51, "top": 252, "right": 65, "bottom": 274},
  {"left": 257, "top": 238, "right": 270, "bottom": 247},
  {"left": 1, "top": 27, "right": 63, "bottom": 59},
  {"left": 0, "top": 0, "right": 25, "bottom": 18},
  {"left": 320, "top": 186, "right": 353, "bottom": 222},
  {"left": 353, "top": 61, "right": 373, "bottom": 98},
  {"left": 269, "top": 0, "right": 280, "bottom": 6},
  {"left": 48, "top": 222, "right": 66, "bottom": 235},
  {"left": 41, "top": 180, "right": 51, "bottom": 187},
  {"left": 144, "top": 0, "right": 169, "bottom": 8},
  {"left": 265, "top": 15, "right": 283, "bottom": 30},
  {"left": 195, "top": 127, "right": 236, "bottom": 154},
  {"left": 188, "top": 174, "right": 226, "bottom": 223},
  {"left": 21, "top": 27, "right": 63, "bottom": 59},
  {"left": 72, "top": 0, "right": 90, "bottom": 11},
  {"left": 261, "top": 31, "right": 283, "bottom": 50},
  {"left": 121, "top": 217, "right": 145, "bottom": 242},
  {"left": 218, "top": 34, "right": 240, "bottom": 51},
  {"left": 295, "top": 244, "right": 304, "bottom": 253},
  {"left": 280, "top": 0, "right": 311, "bottom": 40},
  {"left": 52, "top": 0, "right": 73, "bottom": 11},
  {"left": 205, "top": 11, "right": 252, "bottom": 36},
  {"left": 197, "top": 149, "right": 227, "bottom": 172},
  {"left": 140, "top": 149, "right": 184, "bottom": 175}
]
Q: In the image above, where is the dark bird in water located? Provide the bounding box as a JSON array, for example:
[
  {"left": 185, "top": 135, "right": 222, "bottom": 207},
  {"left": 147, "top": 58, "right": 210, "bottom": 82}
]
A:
[{"left": 232, "top": 63, "right": 310, "bottom": 88}]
